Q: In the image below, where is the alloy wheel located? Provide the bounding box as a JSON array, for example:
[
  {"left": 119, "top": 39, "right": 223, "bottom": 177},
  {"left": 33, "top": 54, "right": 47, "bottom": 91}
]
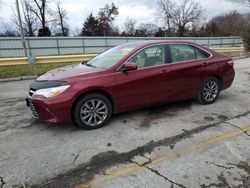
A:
[
  {"left": 202, "top": 80, "right": 219, "bottom": 102},
  {"left": 80, "top": 99, "right": 108, "bottom": 127}
]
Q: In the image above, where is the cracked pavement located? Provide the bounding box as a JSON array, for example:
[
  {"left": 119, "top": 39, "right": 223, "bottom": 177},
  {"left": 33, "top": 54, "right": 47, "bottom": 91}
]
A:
[{"left": 0, "top": 58, "right": 250, "bottom": 188}]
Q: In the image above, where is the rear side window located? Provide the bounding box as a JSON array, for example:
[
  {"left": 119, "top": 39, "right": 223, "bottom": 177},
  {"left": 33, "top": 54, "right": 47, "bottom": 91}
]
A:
[{"left": 169, "top": 44, "right": 210, "bottom": 63}]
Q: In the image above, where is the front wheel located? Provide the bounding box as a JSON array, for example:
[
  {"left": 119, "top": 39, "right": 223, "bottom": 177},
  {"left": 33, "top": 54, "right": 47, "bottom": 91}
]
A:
[
  {"left": 196, "top": 77, "right": 220, "bottom": 104},
  {"left": 73, "top": 93, "right": 112, "bottom": 129}
]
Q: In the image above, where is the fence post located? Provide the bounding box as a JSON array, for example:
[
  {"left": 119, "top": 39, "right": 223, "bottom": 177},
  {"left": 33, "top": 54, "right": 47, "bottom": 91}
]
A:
[
  {"left": 220, "top": 38, "right": 223, "bottom": 48},
  {"left": 82, "top": 38, "right": 85, "bottom": 54},
  {"left": 56, "top": 37, "right": 60, "bottom": 55},
  {"left": 105, "top": 37, "right": 108, "bottom": 50}
]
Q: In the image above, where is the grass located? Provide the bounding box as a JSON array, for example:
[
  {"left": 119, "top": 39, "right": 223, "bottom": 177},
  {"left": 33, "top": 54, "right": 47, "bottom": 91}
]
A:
[{"left": 0, "top": 62, "right": 79, "bottom": 78}]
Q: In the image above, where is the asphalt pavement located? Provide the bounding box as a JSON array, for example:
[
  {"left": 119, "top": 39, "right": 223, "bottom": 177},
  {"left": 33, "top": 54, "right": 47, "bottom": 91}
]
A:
[{"left": 0, "top": 58, "right": 250, "bottom": 188}]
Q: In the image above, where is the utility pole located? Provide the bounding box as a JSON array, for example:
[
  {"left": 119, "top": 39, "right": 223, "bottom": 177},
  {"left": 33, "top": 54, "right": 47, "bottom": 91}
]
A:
[
  {"left": 15, "top": 0, "right": 27, "bottom": 57},
  {"left": 15, "top": 0, "right": 37, "bottom": 75}
]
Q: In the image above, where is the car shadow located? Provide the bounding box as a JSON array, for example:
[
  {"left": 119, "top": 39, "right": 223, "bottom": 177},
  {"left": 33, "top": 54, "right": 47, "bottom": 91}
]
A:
[{"left": 27, "top": 100, "right": 194, "bottom": 133}]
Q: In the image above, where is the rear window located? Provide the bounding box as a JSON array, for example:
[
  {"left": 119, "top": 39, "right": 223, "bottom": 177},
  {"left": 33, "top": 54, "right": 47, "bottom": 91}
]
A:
[{"left": 169, "top": 44, "right": 210, "bottom": 63}]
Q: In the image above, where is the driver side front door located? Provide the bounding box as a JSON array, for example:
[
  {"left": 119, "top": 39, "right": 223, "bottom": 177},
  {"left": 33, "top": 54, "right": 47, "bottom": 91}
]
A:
[{"left": 114, "top": 45, "right": 171, "bottom": 112}]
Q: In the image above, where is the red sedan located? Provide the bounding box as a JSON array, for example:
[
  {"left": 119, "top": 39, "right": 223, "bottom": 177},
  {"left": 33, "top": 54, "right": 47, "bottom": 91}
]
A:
[{"left": 26, "top": 41, "right": 235, "bottom": 129}]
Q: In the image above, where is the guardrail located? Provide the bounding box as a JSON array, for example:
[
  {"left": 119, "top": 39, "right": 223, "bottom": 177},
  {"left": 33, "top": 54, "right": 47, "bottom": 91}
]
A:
[
  {"left": 0, "top": 47, "right": 245, "bottom": 66},
  {"left": 0, "top": 54, "right": 97, "bottom": 66}
]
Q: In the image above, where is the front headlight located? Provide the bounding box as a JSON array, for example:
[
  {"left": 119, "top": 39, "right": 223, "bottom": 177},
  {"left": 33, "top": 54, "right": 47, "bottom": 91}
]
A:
[{"left": 33, "top": 85, "right": 70, "bottom": 98}]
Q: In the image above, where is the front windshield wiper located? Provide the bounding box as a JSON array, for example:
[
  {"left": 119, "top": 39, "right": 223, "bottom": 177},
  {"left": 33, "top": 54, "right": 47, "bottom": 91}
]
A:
[{"left": 85, "top": 62, "right": 96, "bottom": 68}]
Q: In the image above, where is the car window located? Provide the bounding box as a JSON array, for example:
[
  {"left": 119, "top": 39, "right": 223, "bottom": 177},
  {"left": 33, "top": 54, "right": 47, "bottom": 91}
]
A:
[
  {"left": 86, "top": 44, "right": 137, "bottom": 68},
  {"left": 129, "top": 45, "right": 165, "bottom": 68},
  {"left": 169, "top": 44, "right": 210, "bottom": 63}
]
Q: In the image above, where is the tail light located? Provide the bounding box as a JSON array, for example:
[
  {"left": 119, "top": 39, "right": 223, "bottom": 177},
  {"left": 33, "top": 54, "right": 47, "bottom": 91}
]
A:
[{"left": 226, "top": 60, "right": 234, "bottom": 67}]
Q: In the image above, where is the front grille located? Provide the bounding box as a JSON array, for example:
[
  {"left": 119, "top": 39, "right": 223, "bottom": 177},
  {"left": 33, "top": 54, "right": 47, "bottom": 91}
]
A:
[{"left": 28, "top": 98, "right": 39, "bottom": 119}]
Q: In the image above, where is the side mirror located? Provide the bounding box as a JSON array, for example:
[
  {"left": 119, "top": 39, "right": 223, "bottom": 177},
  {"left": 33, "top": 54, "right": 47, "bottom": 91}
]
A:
[{"left": 123, "top": 62, "right": 138, "bottom": 71}]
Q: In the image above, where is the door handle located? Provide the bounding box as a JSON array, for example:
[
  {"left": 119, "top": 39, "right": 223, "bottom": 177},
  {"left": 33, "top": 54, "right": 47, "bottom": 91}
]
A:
[
  {"left": 201, "top": 62, "right": 208, "bottom": 66},
  {"left": 161, "top": 69, "right": 170, "bottom": 73}
]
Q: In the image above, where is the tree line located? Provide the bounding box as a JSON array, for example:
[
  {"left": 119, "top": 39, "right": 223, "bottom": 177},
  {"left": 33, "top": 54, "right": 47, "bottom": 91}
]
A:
[{"left": 0, "top": 0, "right": 250, "bottom": 48}]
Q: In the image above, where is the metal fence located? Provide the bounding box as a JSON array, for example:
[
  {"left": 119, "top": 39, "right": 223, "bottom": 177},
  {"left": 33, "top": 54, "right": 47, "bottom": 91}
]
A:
[{"left": 0, "top": 36, "right": 243, "bottom": 58}]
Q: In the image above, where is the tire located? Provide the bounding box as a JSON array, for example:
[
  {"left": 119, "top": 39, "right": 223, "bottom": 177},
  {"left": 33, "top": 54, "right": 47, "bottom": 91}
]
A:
[
  {"left": 73, "top": 93, "right": 112, "bottom": 129},
  {"left": 196, "top": 77, "right": 220, "bottom": 105}
]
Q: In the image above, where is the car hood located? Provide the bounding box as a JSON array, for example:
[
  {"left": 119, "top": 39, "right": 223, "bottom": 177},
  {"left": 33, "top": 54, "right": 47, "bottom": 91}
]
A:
[{"left": 36, "top": 63, "right": 102, "bottom": 81}]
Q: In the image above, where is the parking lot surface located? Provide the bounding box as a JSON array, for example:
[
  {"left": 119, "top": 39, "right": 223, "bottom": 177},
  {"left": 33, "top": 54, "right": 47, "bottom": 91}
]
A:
[{"left": 0, "top": 58, "right": 250, "bottom": 188}]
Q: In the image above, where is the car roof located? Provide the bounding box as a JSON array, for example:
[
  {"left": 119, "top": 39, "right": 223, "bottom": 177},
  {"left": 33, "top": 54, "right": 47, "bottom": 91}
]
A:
[{"left": 120, "top": 40, "right": 199, "bottom": 49}]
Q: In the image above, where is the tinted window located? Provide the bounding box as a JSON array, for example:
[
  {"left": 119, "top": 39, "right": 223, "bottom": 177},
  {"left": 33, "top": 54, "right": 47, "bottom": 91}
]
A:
[
  {"left": 129, "top": 45, "right": 165, "bottom": 68},
  {"left": 169, "top": 44, "right": 210, "bottom": 63}
]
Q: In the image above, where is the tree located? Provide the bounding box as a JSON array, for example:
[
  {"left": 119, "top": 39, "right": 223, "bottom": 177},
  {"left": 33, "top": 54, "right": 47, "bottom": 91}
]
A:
[
  {"left": 0, "top": 23, "right": 18, "bottom": 37},
  {"left": 30, "top": 0, "right": 51, "bottom": 36},
  {"left": 55, "top": 1, "right": 68, "bottom": 36},
  {"left": 172, "top": 0, "right": 203, "bottom": 36},
  {"left": 123, "top": 18, "right": 136, "bottom": 36},
  {"left": 157, "top": 0, "right": 174, "bottom": 36},
  {"left": 81, "top": 13, "right": 101, "bottom": 36},
  {"left": 206, "top": 11, "right": 246, "bottom": 36},
  {"left": 227, "top": 0, "right": 250, "bottom": 7},
  {"left": 138, "top": 23, "right": 159, "bottom": 36},
  {"left": 242, "top": 26, "right": 250, "bottom": 49},
  {"left": 157, "top": 0, "right": 203, "bottom": 36},
  {"left": 12, "top": 0, "right": 38, "bottom": 36},
  {"left": 98, "top": 3, "right": 119, "bottom": 36},
  {"left": 22, "top": 0, "right": 38, "bottom": 36}
]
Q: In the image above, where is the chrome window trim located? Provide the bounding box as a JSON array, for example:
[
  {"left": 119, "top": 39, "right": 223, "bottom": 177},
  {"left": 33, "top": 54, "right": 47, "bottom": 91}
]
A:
[{"left": 115, "top": 42, "right": 213, "bottom": 72}]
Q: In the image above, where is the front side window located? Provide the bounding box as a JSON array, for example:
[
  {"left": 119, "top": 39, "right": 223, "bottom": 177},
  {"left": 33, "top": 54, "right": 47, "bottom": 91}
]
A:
[
  {"left": 129, "top": 45, "right": 165, "bottom": 68},
  {"left": 169, "top": 44, "right": 210, "bottom": 63}
]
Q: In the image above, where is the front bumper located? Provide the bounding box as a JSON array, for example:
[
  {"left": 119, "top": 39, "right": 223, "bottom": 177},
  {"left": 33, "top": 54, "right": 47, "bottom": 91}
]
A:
[{"left": 26, "top": 95, "right": 72, "bottom": 124}]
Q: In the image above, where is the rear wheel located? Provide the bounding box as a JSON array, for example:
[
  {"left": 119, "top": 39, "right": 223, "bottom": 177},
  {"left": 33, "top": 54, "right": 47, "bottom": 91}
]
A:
[
  {"left": 196, "top": 77, "right": 220, "bottom": 104},
  {"left": 73, "top": 93, "right": 112, "bottom": 129}
]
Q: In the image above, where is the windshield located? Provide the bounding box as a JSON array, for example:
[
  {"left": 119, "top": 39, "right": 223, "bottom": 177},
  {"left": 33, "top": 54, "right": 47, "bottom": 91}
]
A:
[{"left": 85, "top": 44, "right": 137, "bottom": 68}]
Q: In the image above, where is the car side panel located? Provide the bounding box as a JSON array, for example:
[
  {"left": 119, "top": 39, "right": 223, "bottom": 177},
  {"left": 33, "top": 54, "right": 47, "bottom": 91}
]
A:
[
  {"left": 114, "top": 65, "right": 171, "bottom": 112},
  {"left": 167, "top": 59, "right": 219, "bottom": 102}
]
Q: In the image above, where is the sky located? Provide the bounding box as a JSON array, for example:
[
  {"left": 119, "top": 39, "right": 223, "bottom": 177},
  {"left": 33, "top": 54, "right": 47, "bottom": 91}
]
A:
[{"left": 0, "top": 0, "right": 249, "bottom": 33}]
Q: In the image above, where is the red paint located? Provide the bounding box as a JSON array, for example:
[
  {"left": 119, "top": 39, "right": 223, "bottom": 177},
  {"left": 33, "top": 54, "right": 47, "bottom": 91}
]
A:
[{"left": 30, "top": 41, "right": 235, "bottom": 124}]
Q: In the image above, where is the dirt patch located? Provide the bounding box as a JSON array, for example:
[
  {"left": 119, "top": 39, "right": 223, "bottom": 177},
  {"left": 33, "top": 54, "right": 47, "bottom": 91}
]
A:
[
  {"left": 138, "top": 100, "right": 192, "bottom": 129},
  {"left": 204, "top": 116, "right": 215, "bottom": 121},
  {"left": 201, "top": 161, "right": 250, "bottom": 188},
  {"left": 217, "top": 115, "right": 228, "bottom": 121}
]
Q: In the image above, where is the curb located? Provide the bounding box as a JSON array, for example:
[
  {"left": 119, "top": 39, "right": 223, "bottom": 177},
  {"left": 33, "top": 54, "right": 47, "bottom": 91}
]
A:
[{"left": 0, "top": 76, "right": 36, "bottom": 83}]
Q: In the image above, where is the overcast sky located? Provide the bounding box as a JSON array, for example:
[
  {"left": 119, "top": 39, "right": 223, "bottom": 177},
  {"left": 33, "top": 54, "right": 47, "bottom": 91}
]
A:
[{"left": 0, "top": 0, "right": 249, "bottom": 32}]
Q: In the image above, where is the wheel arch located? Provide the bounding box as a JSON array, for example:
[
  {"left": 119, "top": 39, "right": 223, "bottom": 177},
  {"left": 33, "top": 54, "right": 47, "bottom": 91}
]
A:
[
  {"left": 71, "top": 89, "right": 115, "bottom": 123},
  {"left": 209, "top": 74, "right": 223, "bottom": 90}
]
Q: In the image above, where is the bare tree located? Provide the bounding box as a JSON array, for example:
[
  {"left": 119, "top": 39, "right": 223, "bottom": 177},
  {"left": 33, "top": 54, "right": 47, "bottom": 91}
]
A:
[
  {"left": 227, "top": 0, "right": 250, "bottom": 7},
  {"left": 172, "top": 0, "right": 203, "bottom": 36},
  {"left": 55, "top": 1, "right": 68, "bottom": 36},
  {"left": 157, "top": 0, "right": 203, "bottom": 36},
  {"left": 157, "top": 0, "right": 174, "bottom": 36},
  {"left": 12, "top": 0, "right": 38, "bottom": 36},
  {"left": 22, "top": 0, "right": 38, "bottom": 36},
  {"left": 124, "top": 18, "right": 136, "bottom": 36},
  {"left": 139, "top": 23, "right": 159, "bottom": 36},
  {"left": 30, "top": 0, "right": 51, "bottom": 36},
  {"left": 98, "top": 3, "right": 119, "bottom": 36},
  {"left": 206, "top": 11, "right": 246, "bottom": 36},
  {"left": 0, "top": 22, "right": 18, "bottom": 37}
]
